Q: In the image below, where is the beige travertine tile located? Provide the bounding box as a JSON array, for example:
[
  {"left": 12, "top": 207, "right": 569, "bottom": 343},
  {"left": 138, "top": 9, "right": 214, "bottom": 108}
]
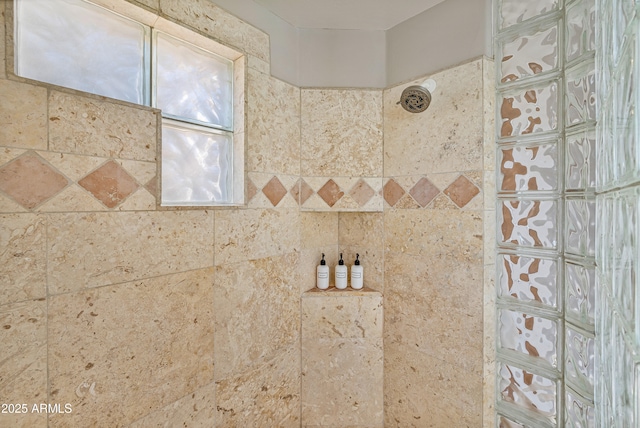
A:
[
  {"left": 35, "top": 184, "right": 107, "bottom": 213},
  {"left": 384, "top": 59, "right": 484, "bottom": 176},
  {"left": 0, "top": 148, "right": 27, "bottom": 167},
  {"left": 484, "top": 210, "right": 497, "bottom": 266},
  {"left": 213, "top": 253, "right": 300, "bottom": 379},
  {"left": 214, "top": 208, "right": 299, "bottom": 265},
  {"left": 47, "top": 211, "right": 214, "bottom": 293},
  {"left": 48, "top": 91, "right": 158, "bottom": 161},
  {"left": 302, "top": 339, "right": 383, "bottom": 427},
  {"left": 248, "top": 54, "right": 270, "bottom": 74},
  {"left": 301, "top": 89, "right": 383, "bottom": 177},
  {"left": 384, "top": 343, "right": 482, "bottom": 427},
  {"left": 247, "top": 68, "right": 300, "bottom": 175},
  {"left": 0, "top": 193, "right": 28, "bottom": 213},
  {"left": 301, "top": 291, "right": 383, "bottom": 427},
  {"left": 301, "top": 212, "right": 339, "bottom": 249},
  {"left": 0, "top": 80, "right": 47, "bottom": 150},
  {"left": 384, "top": 251, "right": 483, "bottom": 370},
  {"left": 339, "top": 212, "right": 383, "bottom": 249},
  {"left": 384, "top": 209, "right": 483, "bottom": 259},
  {"left": 117, "top": 187, "right": 156, "bottom": 211},
  {"left": 37, "top": 152, "right": 105, "bottom": 182},
  {"left": 159, "top": 0, "right": 270, "bottom": 62},
  {"left": 301, "top": 289, "right": 382, "bottom": 339},
  {"left": 0, "top": 0, "right": 5, "bottom": 80},
  {"left": 127, "top": 0, "right": 160, "bottom": 11},
  {"left": 0, "top": 300, "right": 47, "bottom": 428},
  {"left": 0, "top": 214, "right": 46, "bottom": 305},
  {"left": 215, "top": 344, "right": 300, "bottom": 428},
  {"left": 48, "top": 269, "right": 214, "bottom": 427},
  {"left": 129, "top": 382, "right": 216, "bottom": 427},
  {"left": 483, "top": 263, "right": 497, "bottom": 428},
  {"left": 483, "top": 57, "right": 497, "bottom": 172}
]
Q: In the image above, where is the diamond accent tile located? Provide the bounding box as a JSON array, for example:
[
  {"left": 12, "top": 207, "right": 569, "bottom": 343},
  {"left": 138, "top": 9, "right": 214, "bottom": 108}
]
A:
[
  {"left": 383, "top": 179, "right": 405, "bottom": 207},
  {"left": 350, "top": 179, "right": 375, "bottom": 207},
  {"left": 443, "top": 175, "right": 480, "bottom": 208},
  {"left": 145, "top": 176, "right": 158, "bottom": 199},
  {"left": 0, "top": 153, "right": 69, "bottom": 209},
  {"left": 409, "top": 177, "right": 439, "bottom": 207},
  {"left": 317, "top": 179, "right": 344, "bottom": 208},
  {"left": 262, "top": 176, "right": 287, "bottom": 206},
  {"left": 78, "top": 160, "right": 139, "bottom": 208},
  {"left": 290, "top": 179, "right": 314, "bottom": 206}
]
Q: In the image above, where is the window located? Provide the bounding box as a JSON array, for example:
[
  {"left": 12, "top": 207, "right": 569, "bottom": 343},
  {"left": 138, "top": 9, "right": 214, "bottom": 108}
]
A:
[{"left": 13, "top": 0, "right": 244, "bottom": 206}]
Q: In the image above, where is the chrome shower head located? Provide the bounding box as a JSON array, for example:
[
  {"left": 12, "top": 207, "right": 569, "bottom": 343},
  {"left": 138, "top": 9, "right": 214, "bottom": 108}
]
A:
[{"left": 397, "top": 79, "right": 436, "bottom": 113}]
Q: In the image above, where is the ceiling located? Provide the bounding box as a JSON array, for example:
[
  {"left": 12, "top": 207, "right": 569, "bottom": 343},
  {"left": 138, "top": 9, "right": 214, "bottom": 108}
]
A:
[{"left": 252, "top": 0, "right": 448, "bottom": 30}]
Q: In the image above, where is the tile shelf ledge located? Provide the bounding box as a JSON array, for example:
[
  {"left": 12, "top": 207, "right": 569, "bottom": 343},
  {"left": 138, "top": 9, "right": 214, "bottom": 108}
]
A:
[{"left": 304, "top": 287, "right": 381, "bottom": 296}]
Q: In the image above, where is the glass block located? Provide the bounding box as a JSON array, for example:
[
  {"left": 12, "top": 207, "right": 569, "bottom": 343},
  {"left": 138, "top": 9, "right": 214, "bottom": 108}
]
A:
[
  {"left": 499, "top": 0, "right": 558, "bottom": 29},
  {"left": 499, "top": 254, "right": 558, "bottom": 308},
  {"left": 565, "top": 198, "right": 596, "bottom": 257},
  {"left": 565, "top": 262, "right": 596, "bottom": 325},
  {"left": 565, "top": 325, "right": 595, "bottom": 393},
  {"left": 566, "top": 68, "right": 596, "bottom": 127},
  {"left": 500, "top": 24, "right": 558, "bottom": 84},
  {"left": 565, "top": 0, "right": 596, "bottom": 63},
  {"left": 499, "top": 82, "right": 558, "bottom": 138},
  {"left": 565, "top": 387, "right": 595, "bottom": 428},
  {"left": 613, "top": 35, "right": 639, "bottom": 187},
  {"left": 161, "top": 119, "right": 231, "bottom": 205},
  {"left": 611, "top": 192, "right": 637, "bottom": 326},
  {"left": 596, "top": 101, "right": 616, "bottom": 191},
  {"left": 499, "top": 199, "right": 558, "bottom": 249},
  {"left": 497, "top": 415, "right": 526, "bottom": 428},
  {"left": 14, "top": 0, "right": 148, "bottom": 104},
  {"left": 595, "top": 288, "right": 615, "bottom": 427},
  {"left": 566, "top": 129, "right": 596, "bottom": 191},
  {"left": 498, "top": 363, "right": 557, "bottom": 422},
  {"left": 498, "top": 141, "right": 559, "bottom": 193},
  {"left": 612, "top": 318, "right": 635, "bottom": 427},
  {"left": 155, "top": 31, "right": 233, "bottom": 130},
  {"left": 499, "top": 309, "right": 559, "bottom": 367}
]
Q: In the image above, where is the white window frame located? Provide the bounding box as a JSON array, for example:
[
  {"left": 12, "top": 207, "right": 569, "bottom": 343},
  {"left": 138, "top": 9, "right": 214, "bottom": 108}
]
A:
[{"left": 12, "top": 0, "right": 246, "bottom": 207}]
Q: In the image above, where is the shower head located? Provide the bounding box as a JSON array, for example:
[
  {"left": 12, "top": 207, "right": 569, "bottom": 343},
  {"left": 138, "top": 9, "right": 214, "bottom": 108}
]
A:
[{"left": 397, "top": 79, "right": 436, "bottom": 113}]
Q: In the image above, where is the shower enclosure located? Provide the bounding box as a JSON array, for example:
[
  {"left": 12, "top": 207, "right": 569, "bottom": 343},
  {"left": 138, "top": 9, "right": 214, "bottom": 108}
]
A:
[{"left": 495, "top": 0, "right": 640, "bottom": 426}]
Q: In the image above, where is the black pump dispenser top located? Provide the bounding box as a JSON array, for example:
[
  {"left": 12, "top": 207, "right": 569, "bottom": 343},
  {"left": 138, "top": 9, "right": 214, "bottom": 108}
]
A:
[
  {"left": 338, "top": 253, "right": 344, "bottom": 265},
  {"left": 354, "top": 253, "right": 360, "bottom": 265},
  {"left": 320, "top": 253, "right": 326, "bottom": 265}
]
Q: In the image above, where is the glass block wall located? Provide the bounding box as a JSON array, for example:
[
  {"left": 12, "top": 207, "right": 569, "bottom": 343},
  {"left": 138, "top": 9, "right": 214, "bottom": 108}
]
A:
[
  {"left": 596, "top": 0, "right": 640, "bottom": 426},
  {"left": 495, "top": 0, "right": 597, "bottom": 426}
]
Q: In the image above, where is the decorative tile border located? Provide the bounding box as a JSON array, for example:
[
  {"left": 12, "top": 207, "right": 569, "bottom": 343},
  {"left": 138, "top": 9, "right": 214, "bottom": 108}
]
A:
[
  {"left": 300, "top": 177, "right": 383, "bottom": 212},
  {"left": 0, "top": 150, "right": 157, "bottom": 212},
  {"left": 383, "top": 173, "right": 482, "bottom": 210}
]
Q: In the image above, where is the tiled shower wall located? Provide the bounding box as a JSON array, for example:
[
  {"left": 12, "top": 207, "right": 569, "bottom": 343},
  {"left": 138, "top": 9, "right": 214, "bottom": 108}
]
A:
[
  {"left": 381, "top": 58, "right": 495, "bottom": 427},
  {"left": 495, "top": 0, "right": 597, "bottom": 426},
  {"left": 0, "top": 0, "right": 304, "bottom": 426},
  {"left": 1, "top": 0, "right": 494, "bottom": 427}
]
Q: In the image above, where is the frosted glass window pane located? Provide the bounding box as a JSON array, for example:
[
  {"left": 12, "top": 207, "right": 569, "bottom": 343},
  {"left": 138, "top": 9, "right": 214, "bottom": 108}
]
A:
[
  {"left": 155, "top": 32, "right": 233, "bottom": 130},
  {"left": 161, "top": 120, "right": 231, "bottom": 205},
  {"left": 15, "top": 0, "right": 147, "bottom": 104}
]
